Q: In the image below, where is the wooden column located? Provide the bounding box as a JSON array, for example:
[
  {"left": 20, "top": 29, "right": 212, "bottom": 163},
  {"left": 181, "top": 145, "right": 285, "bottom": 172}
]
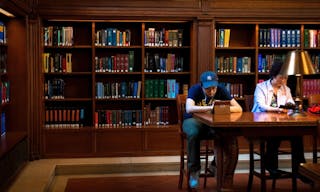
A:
[
  {"left": 196, "top": 18, "right": 213, "bottom": 81},
  {"left": 26, "top": 17, "right": 42, "bottom": 160}
]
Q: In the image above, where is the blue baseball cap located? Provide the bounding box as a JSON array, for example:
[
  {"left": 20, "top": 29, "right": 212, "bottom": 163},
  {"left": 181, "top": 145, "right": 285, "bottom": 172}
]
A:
[{"left": 200, "top": 71, "right": 219, "bottom": 89}]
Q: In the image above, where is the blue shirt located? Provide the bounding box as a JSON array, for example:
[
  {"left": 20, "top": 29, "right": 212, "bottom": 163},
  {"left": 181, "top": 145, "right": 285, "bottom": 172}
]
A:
[{"left": 185, "top": 83, "right": 232, "bottom": 119}]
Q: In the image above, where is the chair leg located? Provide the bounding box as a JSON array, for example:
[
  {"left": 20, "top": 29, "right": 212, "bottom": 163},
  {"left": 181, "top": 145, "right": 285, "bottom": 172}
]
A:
[
  {"left": 203, "top": 142, "right": 209, "bottom": 188},
  {"left": 178, "top": 138, "right": 186, "bottom": 189},
  {"left": 178, "top": 155, "right": 185, "bottom": 189},
  {"left": 272, "top": 179, "right": 276, "bottom": 190},
  {"left": 247, "top": 139, "right": 254, "bottom": 192},
  {"left": 178, "top": 151, "right": 184, "bottom": 189},
  {"left": 260, "top": 141, "right": 267, "bottom": 192}
]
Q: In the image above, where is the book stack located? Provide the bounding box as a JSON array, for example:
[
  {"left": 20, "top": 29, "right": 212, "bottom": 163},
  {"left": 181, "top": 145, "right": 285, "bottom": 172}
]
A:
[
  {"left": 44, "top": 26, "right": 74, "bottom": 46},
  {"left": 95, "top": 109, "right": 143, "bottom": 128},
  {"left": 95, "top": 28, "right": 131, "bottom": 46},
  {"left": 43, "top": 52, "right": 72, "bottom": 73},
  {"left": 45, "top": 107, "right": 85, "bottom": 129},
  {"left": 94, "top": 51, "right": 134, "bottom": 72},
  {"left": 144, "top": 28, "right": 183, "bottom": 47}
]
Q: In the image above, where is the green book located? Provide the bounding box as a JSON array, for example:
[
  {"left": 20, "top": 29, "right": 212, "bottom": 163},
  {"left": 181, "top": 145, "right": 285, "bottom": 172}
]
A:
[{"left": 129, "top": 51, "right": 134, "bottom": 72}]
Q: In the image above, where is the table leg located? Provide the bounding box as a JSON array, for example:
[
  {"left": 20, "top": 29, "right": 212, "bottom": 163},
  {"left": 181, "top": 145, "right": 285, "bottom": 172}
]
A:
[
  {"left": 215, "top": 137, "right": 224, "bottom": 191},
  {"left": 313, "top": 133, "right": 317, "bottom": 163}
]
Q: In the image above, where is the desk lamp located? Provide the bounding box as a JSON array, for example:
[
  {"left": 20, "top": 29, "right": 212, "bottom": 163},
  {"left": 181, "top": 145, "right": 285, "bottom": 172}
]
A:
[{"left": 279, "top": 50, "right": 316, "bottom": 117}]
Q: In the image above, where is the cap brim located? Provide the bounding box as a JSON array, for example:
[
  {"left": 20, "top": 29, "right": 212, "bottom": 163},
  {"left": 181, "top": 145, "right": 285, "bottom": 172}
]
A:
[{"left": 202, "top": 81, "right": 218, "bottom": 89}]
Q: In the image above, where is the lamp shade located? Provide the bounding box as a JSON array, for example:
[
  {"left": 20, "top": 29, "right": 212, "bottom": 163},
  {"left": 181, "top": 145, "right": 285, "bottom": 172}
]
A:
[{"left": 280, "top": 50, "right": 316, "bottom": 76}]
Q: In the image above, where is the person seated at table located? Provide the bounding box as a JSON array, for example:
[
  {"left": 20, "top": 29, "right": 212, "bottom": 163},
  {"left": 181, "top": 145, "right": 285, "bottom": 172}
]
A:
[
  {"left": 251, "top": 59, "right": 306, "bottom": 179},
  {"left": 183, "top": 71, "right": 242, "bottom": 189}
]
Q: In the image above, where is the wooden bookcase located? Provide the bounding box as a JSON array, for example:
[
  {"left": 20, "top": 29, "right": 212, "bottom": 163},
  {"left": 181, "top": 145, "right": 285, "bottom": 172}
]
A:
[
  {"left": 213, "top": 21, "right": 320, "bottom": 152},
  {"left": 0, "top": 11, "right": 28, "bottom": 191},
  {"left": 42, "top": 20, "right": 193, "bottom": 157}
]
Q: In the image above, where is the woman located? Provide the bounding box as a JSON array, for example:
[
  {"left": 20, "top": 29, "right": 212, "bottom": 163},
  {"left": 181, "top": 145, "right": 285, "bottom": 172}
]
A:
[{"left": 251, "top": 59, "right": 306, "bottom": 179}]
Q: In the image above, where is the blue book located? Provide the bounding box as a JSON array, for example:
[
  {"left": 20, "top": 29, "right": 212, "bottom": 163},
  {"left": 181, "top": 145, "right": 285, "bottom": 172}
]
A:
[
  {"left": 120, "top": 81, "right": 127, "bottom": 98},
  {"left": 1, "top": 112, "right": 5, "bottom": 136},
  {"left": 0, "top": 21, "right": 4, "bottom": 43},
  {"left": 258, "top": 54, "right": 263, "bottom": 73},
  {"left": 236, "top": 57, "right": 243, "bottom": 73}
]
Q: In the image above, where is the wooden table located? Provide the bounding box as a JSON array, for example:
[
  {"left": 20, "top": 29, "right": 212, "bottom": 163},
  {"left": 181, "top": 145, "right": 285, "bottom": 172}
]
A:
[{"left": 193, "top": 112, "right": 319, "bottom": 192}]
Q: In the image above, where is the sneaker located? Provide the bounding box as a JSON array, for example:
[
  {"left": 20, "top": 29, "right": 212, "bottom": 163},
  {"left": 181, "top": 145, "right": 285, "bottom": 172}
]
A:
[{"left": 189, "top": 170, "right": 200, "bottom": 188}]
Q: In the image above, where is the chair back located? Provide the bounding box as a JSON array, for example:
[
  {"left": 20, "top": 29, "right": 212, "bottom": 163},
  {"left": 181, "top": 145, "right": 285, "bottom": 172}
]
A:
[
  {"left": 244, "top": 94, "right": 254, "bottom": 112},
  {"left": 176, "top": 94, "right": 187, "bottom": 132},
  {"left": 308, "top": 94, "right": 320, "bottom": 106}
]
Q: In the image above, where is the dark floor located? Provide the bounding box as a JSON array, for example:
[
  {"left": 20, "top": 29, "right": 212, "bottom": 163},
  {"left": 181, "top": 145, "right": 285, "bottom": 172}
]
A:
[{"left": 65, "top": 174, "right": 314, "bottom": 192}]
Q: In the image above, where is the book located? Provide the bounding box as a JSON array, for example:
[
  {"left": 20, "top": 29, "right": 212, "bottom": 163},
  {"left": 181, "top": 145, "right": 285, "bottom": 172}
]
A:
[
  {"left": 66, "top": 53, "right": 72, "bottom": 72},
  {"left": 0, "top": 21, "right": 5, "bottom": 44},
  {"left": 128, "top": 51, "right": 134, "bottom": 72},
  {"left": 1, "top": 112, "right": 5, "bottom": 136}
]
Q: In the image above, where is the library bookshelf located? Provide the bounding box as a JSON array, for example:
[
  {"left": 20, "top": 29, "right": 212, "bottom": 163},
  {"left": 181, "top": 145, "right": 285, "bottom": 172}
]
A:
[
  {"left": 213, "top": 21, "right": 320, "bottom": 98},
  {"left": 213, "top": 21, "right": 320, "bottom": 152},
  {"left": 0, "top": 7, "right": 28, "bottom": 191},
  {"left": 41, "top": 20, "right": 194, "bottom": 157}
]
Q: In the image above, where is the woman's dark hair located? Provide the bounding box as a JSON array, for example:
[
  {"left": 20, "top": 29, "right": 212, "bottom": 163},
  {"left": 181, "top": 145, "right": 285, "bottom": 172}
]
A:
[{"left": 269, "top": 59, "right": 284, "bottom": 79}]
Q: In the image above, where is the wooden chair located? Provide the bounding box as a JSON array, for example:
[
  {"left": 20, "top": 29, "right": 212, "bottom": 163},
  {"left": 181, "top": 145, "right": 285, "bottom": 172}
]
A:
[
  {"left": 176, "top": 94, "right": 215, "bottom": 190},
  {"left": 308, "top": 94, "right": 320, "bottom": 106},
  {"left": 298, "top": 163, "right": 320, "bottom": 191},
  {"left": 308, "top": 93, "right": 320, "bottom": 160},
  {"left": 244, "top": 95, "right": 293, "bottom": 192}
]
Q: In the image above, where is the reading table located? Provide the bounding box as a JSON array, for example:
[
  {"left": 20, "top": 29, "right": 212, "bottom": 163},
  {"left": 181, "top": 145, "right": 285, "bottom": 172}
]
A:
[{"left": 193, "top": 112, "right": 319, "bottom": 192}]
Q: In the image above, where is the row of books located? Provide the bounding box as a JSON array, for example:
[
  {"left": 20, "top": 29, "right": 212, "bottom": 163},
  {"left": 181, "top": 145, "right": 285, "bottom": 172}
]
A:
[
  {"left": 0, "top": 21, "right": 7, "bottom": 44},
  {"left": 44, "top": 26, "right": 74, "bottom": 46},
  {"left": 258, "top": 54, "right": 286, "bottom": 73},
  {"left": 215, "top": 28, "right": 231, "bottom": 47},
  {"left": 144, "top": 105, "right": 170, "bottom": 125},
  {"left": 0, "top": 81, "right": 9, "bottom": 104},
  {"left": 43, "top": 53, "right": 72, "bottom": 73},
  {"left": 44, "top": 107, "right": 85, "bottom": 129},
  {"left": 0, "top": 47, "right": 7, "bottom": 73},
  {"left": 220, "top": 82, "right": 244, "bottom": 99},
  {"left": 95, "top": 109, "right": 143, "bottom": 128},
  {"left": 259, "top": 28, "right": 300, "bottom": 48},
  {"left": 304, "top": 29, "right": 320, "bottom": 48},
  {"left": 95, "top": 28, "right": 131, "bottom": 46},
  {"left": 96, "top": 81, "right": 142, "bottom": 99},
  {"left": 215, "top": 56, "right": 252, "bottom": 73},
  {"left": 94, "top": 51, "right": 134, "bottom": 72},
  {"left": 303, "top": 79, "right": 320, "bottom": 98},
  {"left": 94, "top": 105, "right": 171, "bottom": 128},
  {"left": 144, "top": 28, "right": 183, "bottom": 47},
  {"left": 144, "top": 53, "right": 184, "bottom": 72},
  {"left": 44, "top": 79, "right": 65, "bottom": 99},
  {"left": 0, "top": 112, "right": 5, "bottom": 136},
  {"left": 145, "top": 79, "right": 184, "bottom": 99}
]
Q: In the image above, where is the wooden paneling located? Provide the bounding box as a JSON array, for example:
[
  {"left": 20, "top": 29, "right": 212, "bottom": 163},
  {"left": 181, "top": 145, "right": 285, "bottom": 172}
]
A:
[
  {"left": 37, "top": 0, "right": 202, "bottom": 19},
  {"left": 0, "top": 0, "right": 31, "bottom": 16},
  {"left": 36, "top": 0, "right": 320, "bottom": 20},
  {"left": 144, "top": 129, "right": 179, "bottom": 152},
  {"left": 95, "top": 130, "right": 143, "bottom": 155},
  {"left": 196, "top": 19, "right": 213, "bottom": 79},
  {"left": 207, "top": 0, "right": 320, "bottom": 19},
  {"left": 44, "top": 130, "right": 93, "bottom": 156},
  {"left": 7, "top": 19, "right": 27, "bottom": 132}
]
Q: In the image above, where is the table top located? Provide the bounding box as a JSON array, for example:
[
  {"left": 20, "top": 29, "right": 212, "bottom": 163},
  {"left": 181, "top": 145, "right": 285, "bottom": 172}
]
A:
[{"left": 193, "top": 112, "right": 319, "bottom": 128}]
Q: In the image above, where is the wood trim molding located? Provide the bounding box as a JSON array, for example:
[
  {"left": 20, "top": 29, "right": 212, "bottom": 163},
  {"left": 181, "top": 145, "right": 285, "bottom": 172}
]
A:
[
  {"left": 35, "top": 0, "right": 320, "bottom": 20},
  {"left": 0, "top": 0, "right": 32, "bottom": 16}
]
